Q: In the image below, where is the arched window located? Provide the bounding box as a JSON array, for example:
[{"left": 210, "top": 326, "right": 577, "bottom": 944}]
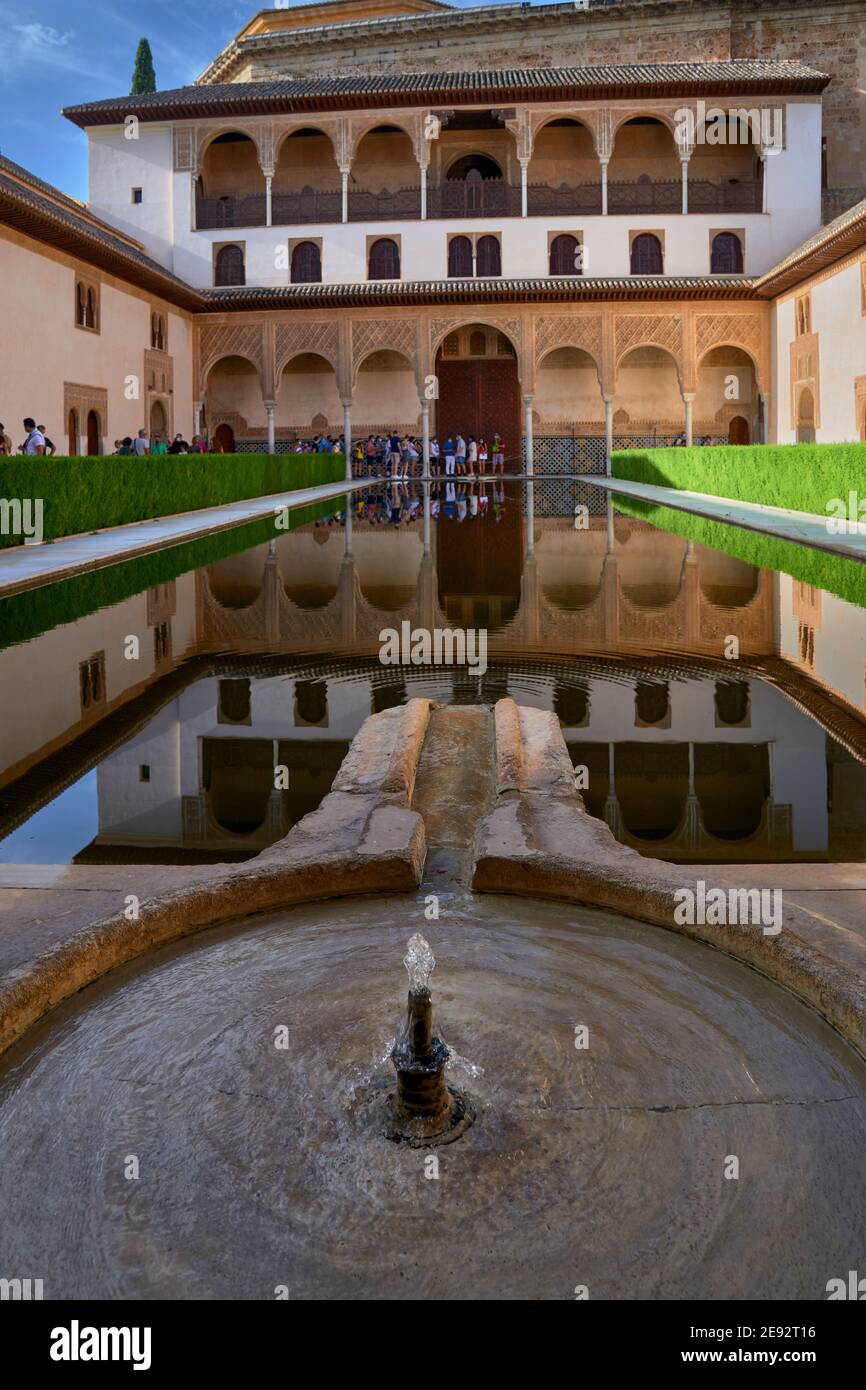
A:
[
  {"left": 214, "top": 245, "right": 245, "bottom": 287},
  {"left": 446, "top": 154, "right": 502, "bottom": 182},
  {"left": 549, "top": 234, "right": 581, "bottom": 276},
  {"left": 368, "top": 237, "right": 400, "bottom": 280},
  {"left": 291, "top": 241, "right": 322, "bottom": 284},
  {"left": 476, "top": 235, "right": 501, "bottom": 277},
  {"left": 710, "top": 232, "right": 743, "bottom": 274},
  {"left": 630, "top": 233, "right": 663, "bottom": 275},
  {"left": 75, "top": 283, "right": 86, "bottom": 326},
  {"left": 448, "top": 235, "right": 473, "bottom": 278},
  {"left": 85, "top": 287, "right": 97, "bottom": 328}
]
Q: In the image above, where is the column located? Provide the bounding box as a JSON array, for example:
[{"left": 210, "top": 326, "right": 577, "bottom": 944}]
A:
[
  {"left": 420, "top": 164, "right": 428, "bottom": 221},
  {"left": 342, "top": 400, "right": 352, "bottom": 480},
  {"left": 759, "top": 150, "right": 769, "bottom": 214},
  {"left": 682, "top": 393, "right": 695, "bottom": 447},
  {"left": 523, "top": 393, "right": 534, "bottom": 476},
  {"left": 680, "top": 155, "right": 689, "bottom": 215},
  {"left": 420, "top": 399, "right": 431, "bottom": 481},
  {"left": 759, "top": 390, "right": 770, "bottom": 444},
  {"left": 603, "top": 743, "right": 623, "bottom": 838},
  {"left": 264, "top": 172, "right": 273, "bottom": 228},
  {"left": 340, "top": 168, "right": 349, "bottom": 224},
  {"left": 193, "top": 401, "right": 203, "bottom": 438},
  {"left": 603, "top": 396, "right": 614, "bottom": 474},
  {"left": 600, "top": 158, "right": 609, "bottom": 216},
  {"left": 519, "top": 158, "right": 529, "bottom": 218},
  {"left": 422, "top": 480, "right": 431, "bottom": 555},
  {"left": 265, "top": 400, "right": 276, "bottom": 453}
]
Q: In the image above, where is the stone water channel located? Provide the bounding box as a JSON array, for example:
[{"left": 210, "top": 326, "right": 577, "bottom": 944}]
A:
[{"left": 0, "top": 481, "right": 865, "bottom": 1299}]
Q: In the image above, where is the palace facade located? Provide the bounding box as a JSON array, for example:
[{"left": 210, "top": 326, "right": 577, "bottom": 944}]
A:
[{"left": 2, "top": 0, "right": 866, "bottom": 457}]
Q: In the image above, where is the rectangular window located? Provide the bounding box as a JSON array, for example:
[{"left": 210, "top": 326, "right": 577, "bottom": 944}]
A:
[
  {"left": 139, "top": 765, "right": 151, "bottom": 783},
  {"left": 132, "top": 187, "right": 143, "bottom": 204}
]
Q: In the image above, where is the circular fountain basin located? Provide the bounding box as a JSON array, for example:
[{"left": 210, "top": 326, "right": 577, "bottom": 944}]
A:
[{"left": 0, "top": 890, "right": 864, "bottom": 1300}]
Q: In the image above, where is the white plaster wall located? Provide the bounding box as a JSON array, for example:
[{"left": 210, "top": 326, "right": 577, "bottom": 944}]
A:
[
  {"left": 772, "top": 259, "right": 866, "bottom": 444},
  {"left": 88, "top": 126, "right": 175, "bottom": 267},
  {"left": 81, "top": 99, "right": 821, "bottom": 286},
  {"left": 0, "top": 228, "right": 194, "bottom": 448}
]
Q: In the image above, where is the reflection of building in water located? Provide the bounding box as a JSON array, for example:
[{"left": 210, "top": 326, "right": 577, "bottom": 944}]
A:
[{"left": 4, "top": 516, "right": 866, "bottom": 862}]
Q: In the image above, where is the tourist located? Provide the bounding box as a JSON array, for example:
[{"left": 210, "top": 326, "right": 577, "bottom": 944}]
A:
[
  {"left": 478, "top": 438, "right": 488, "bottom": 472},
  {"left": 152, "top": 435, "right": 168, "bottom": 455},
  {"left": 168, "top": 434, "right": 187, "bottom": 454},
  {"left": 429, "top": 436, "right": 440, "bottom": 475},
  {"left": 467, "top": 436, "right": 478, "bottom": 477},
  {"left": 388, "top": 429, "right": 401, "bottom": 479},
  {"left": 0, "top": 422, "right": 12, "bottom": 455},
  {"left": 188, "top": 435, "right": 205, "bottom": 454},
  {"left": 132, "top": 428, "right": 150, "bottom": 456},
  {"left": 37, "top": 425, "right": 57, "bottom": 457},
  {"left": 20, "top": 419, "right": 45, "bottom": 455},
  {"left": 118, "top": 436, "right": 135, "bottom": 455},
  {"left": 492, "top": 433, "right": 504, "bottom": 474},
  {"left": 443, "top": 435, "right": 455, "bottom": 476},
  {"left": 455, "top": 432, "right": 467, "bottom": 475}
]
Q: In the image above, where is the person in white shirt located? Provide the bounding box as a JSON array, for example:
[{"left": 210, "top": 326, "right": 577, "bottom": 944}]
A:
[
  {"left": 132, "top": 429, "right": 150, "bottom": 456},
  {"left": 21, "top": 419, "right": 45, "bottom": 455},
  {"left": 455, "top": 433, "right": 467, "bottom": 475},
  {"left": 466, "top": 436, "right": 478, "bottom": 476}
]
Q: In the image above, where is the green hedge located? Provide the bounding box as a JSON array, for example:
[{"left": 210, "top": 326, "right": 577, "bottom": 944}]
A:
[
  {"left": 613, "top": 442, "right": 866, "bottom": 515},
  {"left": 613, "top": 494, "right": 866, "bottom": 611},
  {"left": 0, "top": 452, "right": 345, "bottom": 549}
]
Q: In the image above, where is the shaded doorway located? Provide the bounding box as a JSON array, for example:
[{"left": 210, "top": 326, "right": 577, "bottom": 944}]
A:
[
  {"left": 214, "top": 422, "right": 236, "bottom": 453},
  {"left": 728, "top": 415, "right": 750, "bottom": 444},
  {"left": 435, "top": 327, "right": 520, "bottom": 469},
  {"left": 86, "top": 409, "right": 100, "bottom": 455},
  {"left": 67, "top": 408, "right": 79, "bottom": 456},
  {"left": 150, "top": 399, "right": 168, "bottom": 445}
]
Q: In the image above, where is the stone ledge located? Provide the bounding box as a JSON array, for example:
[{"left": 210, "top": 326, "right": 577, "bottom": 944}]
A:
[
  {"left": 473, "top": 699, "right": 866, "bottom": 1059},
  {"left": 0, "top": 700, "right": 433, "bottom": 1057}
]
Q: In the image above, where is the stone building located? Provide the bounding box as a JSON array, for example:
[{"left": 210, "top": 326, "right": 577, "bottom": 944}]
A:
[{"left": 1, "top": 0, "right": 865, "bottom": 454}]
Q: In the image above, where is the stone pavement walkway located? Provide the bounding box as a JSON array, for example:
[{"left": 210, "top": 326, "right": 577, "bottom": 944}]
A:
[
  {"left": 0, "top": 476, "right": 356, "bottom": 598},
  {"left": 585, "top": 475, "right": 866, "bottom": 563}
]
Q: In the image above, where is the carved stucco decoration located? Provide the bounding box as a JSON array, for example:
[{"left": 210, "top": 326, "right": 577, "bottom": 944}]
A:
[
  {"left": 275, "top": 321, "right": 340, "bottom": 379},
  {"left": 614, "top": 313, "right": 683, "bottom": 375},
  {"left": 64, "top": 381, "right": 109, "bottom": 432},
  {"left": 352, "top": 318, "right": 418, "bottom": 380},
  {"left": 695, "top": 312, "right": 766, "bottom": 383},
  {"left": 199, "top": 323, "right": 265, "bottom": 394},
  {"left": 535, "top": 314, "right": 603, "bottom": 372}
]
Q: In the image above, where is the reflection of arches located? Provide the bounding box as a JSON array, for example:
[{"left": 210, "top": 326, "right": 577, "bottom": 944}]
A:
[
  {"left": 635, "top": 680, "right": 670, "bottom": 726},
  {"left": 67, "top": 408, "right": 78, "bottom": 456},
  {"left": 368, "top": 237, "right": 400, "bottom": 280},
  {"left": 291, "top": 241, "right": 321, "bottom": 283},
  {"left": 715, "top": 680, "right": 750, "bottom": 726},
  {"left": 711, "top": 232, "right": 743, "bottom": 274},
  {"left": 294, "top": 679, "right": 328, "bottom": 726},
  {"left": 630, "top": 233, "right": 663, "bottom": 274},
  {"left": 215, "top": 245, "right": 245, "bottom": 286},
  {"left": 203, "top": 738, "right": 273, "bottom": 835},
  {"left": 86, "top": 410, "right": 100, "bottom": 455},
  {"left": 728, "top": 414, "right": 749, "bottom": 444},
  {"left": 446, "top": 154, "right": 502, "bottom": 181}
]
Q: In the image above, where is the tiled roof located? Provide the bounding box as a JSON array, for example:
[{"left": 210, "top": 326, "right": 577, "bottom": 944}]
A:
[
  {"left": 754, "top": 198, "right": 866, "bottom": 295},
  {"left": 0, "top": 161, "right": 205, "bottom": 311},
  {"left": 62, "top": 60, "right": 828, "bottom": 126},
  {"left": 201, "top": 276, "right": 760, "bottom": 311}
]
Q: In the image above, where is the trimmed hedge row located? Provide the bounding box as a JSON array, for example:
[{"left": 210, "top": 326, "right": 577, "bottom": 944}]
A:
[
  {"left": 612, "top": 442, "right": 866, "bottom": 516},
  {"left": 0, "top": 452, "right": 346, "bottom": 549},
  {"left": 613, "top": 493, "right": 866, "bottom": 612}
]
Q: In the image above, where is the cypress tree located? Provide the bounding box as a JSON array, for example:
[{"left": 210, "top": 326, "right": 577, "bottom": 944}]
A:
[{"left": 131, "top": 39, "right": 157, "bottom": 95}]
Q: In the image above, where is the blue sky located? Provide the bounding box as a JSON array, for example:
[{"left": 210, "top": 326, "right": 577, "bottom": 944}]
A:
[{"left": 0, "top": 0, "right": 523, "bottom": 201}]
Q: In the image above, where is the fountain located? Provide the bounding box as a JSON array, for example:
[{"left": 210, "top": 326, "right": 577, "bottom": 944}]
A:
[{"left": 388, "top": 933, "right": 474, "bottom": 1145}]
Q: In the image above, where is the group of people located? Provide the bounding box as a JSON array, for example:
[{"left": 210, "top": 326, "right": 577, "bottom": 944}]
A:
[
  {"left": 113, "top": 429, "right": 215, "bottom": 456},
  {"left": 0, "top": 419, "right": 58, "bottom": 456},
  {"left": 344, "top": 431, "right": 508, "bottom": 480}
]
